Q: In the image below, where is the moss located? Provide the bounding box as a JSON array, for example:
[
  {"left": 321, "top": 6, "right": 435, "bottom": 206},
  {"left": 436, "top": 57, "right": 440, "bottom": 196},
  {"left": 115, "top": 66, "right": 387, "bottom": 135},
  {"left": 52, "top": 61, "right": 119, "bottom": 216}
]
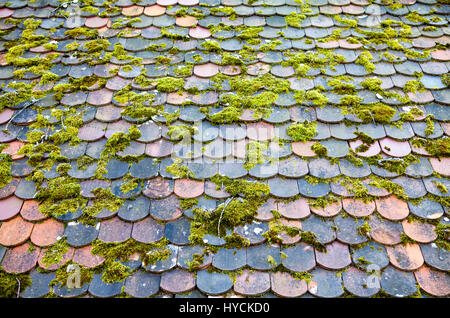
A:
[
  {"left": 0, "top": 268, "right": 32, "bottom": 298},
  {"left": 431, "top": 180, "right": 447, "bottom": 194},
  {"left": 357, "top": 221, "right": 371, "bottom": 238},
  {"left": 285, "top": 12, "right": 306, "bottom": 28},
  {"left": 405, "top": 11, "right": 429, "bottom": 23},
  {"left": 300, "top": 231, "right": 326, "bottom": 252},
  {"left": 179, "top": 198, "right": 199, "bottom": 210},
  {"left": 294, "top": 89, "right": 328, "bottom": 107},
  {"left": 155, "top": 77, "right": 185, "bottom": 93},
  {"left": 435, "top": 223, "right": 450, "bottom": 251},
  {"left": 0, "top": 151, "right": 12, "bottom": 189},
  {"left": 223, "top": 233, "right": 250, "bottom": 249},
  {"left": 311, "top": 142, "right": 327, "bottom": 157},
  {"left": 441, "top": 74, "right": 450, "bottom": 88},
  {"left": 201, "top": 40, "right": 221, "bottom": 52},
  {"left": 41, "top": 238, "right": 70, "bottom": 268},
  {"left": 166, "top": 158, "right": 193, "bottom": 179},
  {"left": 286, "top": 121, "right": 317, "bottom": 143},
  {"left": 328, "top": 76, "right": 356, "bottom": 95},
  {"left": 355, "top": 51, "right": 375, "bottom": 73},
  {"left": 403, "top": 80, "right": 424, "bottom": 93},
  {"left": 243, "top": 140, "right": 268, "bottom": 171},
  {"left": 411, "top": 137, "right": 450, "bottom": 158},
  {"left": 168, "top": 124, "right": 197, "bottom": 141},
  {"left": 102, "top": 261, "right": 131, "bottom": 284}
]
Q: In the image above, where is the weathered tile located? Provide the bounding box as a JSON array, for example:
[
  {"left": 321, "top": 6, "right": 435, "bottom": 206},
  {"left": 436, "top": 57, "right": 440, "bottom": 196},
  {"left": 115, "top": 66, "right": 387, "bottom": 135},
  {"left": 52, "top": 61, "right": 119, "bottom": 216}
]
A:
[
  {"left": 316, "top": 241, "right": 351, "bottom": 270},
  {"left": 234, "top": 270, "right": 270, "bottom": 296},
  {"left": 0, "top": 196, "right": 23, "bottom": 221},
  {"left": 197, "top": 269, "right": 233, "bottom": 295},
  {"left": 1, "top": 243, "right": 40, "bottom": 273},
  {"left": 414, "top": 265, "right": 450, "bottom": 297},
  {"left": 0, "top": 216, "right": 34, "bottom": 246},
  {"left": 124, "top": 270, "right": 160, "bottom": 298},
  {"left": 308, "top": 268, "right": 343, "bottom": 298},
  {"left": 30, "top": 218, "right": 64, "bottom": 247},
  {"left": 380, "top": 266, "right": 417, "bottom": 297},
  {"left": 64, "top": 222, "right": 99, "bottom": 247},
  {"left": 160, "top": 269, "right": 195, "bottom": 293},
  {"left": 89, "top": 273, "right": 123, "bottom": 298}
]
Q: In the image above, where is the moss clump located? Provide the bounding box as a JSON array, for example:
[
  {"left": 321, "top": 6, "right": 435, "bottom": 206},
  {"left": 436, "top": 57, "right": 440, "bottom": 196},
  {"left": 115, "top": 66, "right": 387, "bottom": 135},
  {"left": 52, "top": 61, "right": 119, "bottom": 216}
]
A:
[
  {"left": 411, "top": 137, "right": 450, "bottom": 158},
  {"left": 294, "top": 89, "right": 328, "bottom": 106},
  {"left": 403, "top": 80, "right": 424, "bottom": 93},
  {"left": 201, "top": 40, "right": 221, "bottom": 52},
  {"left": 167, "top": 125, "right": 197, "bottom": 141},
  {"left": 223, "top": 233, "right": 250, "bottom": 249},
  {"left": 286, "top": 121, "right": 317, "bottom": 142},
  {"left": 155, "top": 77, "right": 185, "bottom": 93},
  {"left": 357, "top": 221, "right": 371, "bottom": 237},
  {"left": 431, "top": 180, "right": 448, "bottom": 194},
  {"left": 328, "top": 76, "right": 356, "bottom": 95},
  {"left": 300, "top": 231, "right": 326, "bottom": 252},
  {"left": 285, "top": 12, "right": 306, "bottom": 28},
  {"left": 179, "top": 198, "right": 199, "bottom": 210},
  {"left": 166, "top": 158, "right": 193, "bottom": 179},
  {"left": 355, "top": 51, "right": 375, "bottom": 73},
  {"left": 0, "top": 268, "right": 32, "bottom": 298},
  {"left": 311, "top": 142, "right": 327, "bottom": 157},
  {"left": 41, "top": 238, "right": 70, "bottom": 268},
  {"left": 101, "top": 261, "right": 131, "bottom": 284},
  {"left": 0, "top": 150, "right": 12, "bottom": 188},
  {"left": 441, "top": 74, "right": 450, "bottom": 88}
]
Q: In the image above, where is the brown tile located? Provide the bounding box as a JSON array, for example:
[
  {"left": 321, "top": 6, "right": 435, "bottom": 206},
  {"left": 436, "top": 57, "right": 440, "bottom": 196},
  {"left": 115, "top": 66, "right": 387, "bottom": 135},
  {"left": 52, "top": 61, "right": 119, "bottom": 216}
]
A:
[
  {"left": 255, "top": 198, "right": 276, "bottom": 221},
  {"left": 368, "top": 215, "right": 402, "bottom": 245},
  {"left": 2, "top": 141, "right": 24, "bottom": 160},
  {"left": 189, "top": 26, "right": 211, "bottom": 39},
  {"left": 85, "top": 16, "right": 110, "bottom": 28},
  {"left": 277, "top": 198, "right": 310, "bottom": 219},
  {"left": 193, "top": 63, "right": 219, "bottom": 78},
  {"left": 0, "top": 216, "right": 34, "bottom": 246},
  {"left": 292, "top": 141, "right": 316, "bottom": 157},
  {"left": 386, "top": 243, "right": 424, "bottom": 271},
  {"left": 30, "top": 218, "right": 64, "bottom": 247},
  {"left": 145, "top": 139, "right": 173, "bottom": 158},
  {"left": 429, "top": 157, "right": 450, "bottom": 177},
  {"left": 379, "top": 137, "right": 411, "bottom": 157},
  {"left": 105, "top": 120, "right": 132, "bottom": 139},
  {"left": 77, "top": 121, "right": 107, "bottom": 141},
  {"left": 0, "top": 108, "right": 14, "bottom": 124},
  {"left": 72, "top": 245, "right": 105, "bottom": 268},
  {"left": 349, "top": 140, "right": 380, "bottom": 157},
  {"left": 246, "top": 122, "right": 274, "bottom": 141},
  {"left": 1, "top": 243, "right": 40, "bottom": 273},
  {"left": 0, "top": 8, "right": 13, "bottom": 18},
  {"left": 204, "top": 181, "right": 230, "bottom": 199},
  {"left": 98, "top": 217, "right": 132, "bottom": 243},
  {"left": 407, "top": 90, "right": 434, "bottom": 104},
  {"left": 310, "top": 200, "right": 342, "bottom": 217},
  {"left": 87, "top": 88, "right": 113, "bottom": 106},
  {"left": 375, "top": 196, "right": 409, "bottom": 221},
  {"left": 142, "top": 177, "right": 173, "bottom": 199},
  {"left": 279, "top": 219, "right": 301, "bottom": 244},
  {"left": 431, "top": 49, "right": 450, "bottom": 61},
  {"left": 175, "top": 15, "right": 197, "bottom": 27},
  {"left": 317, "top": 40, "right": 339, "bottom": 49},
  {"left": 342, "top": 198, "right": 375, "bottom": 217},
  {"left": 410, "top": 140, "right": 431, "bottom": 156},
  {"left": 144, "top": 4, "right": 166, "bottom": 16},
  {"left": 246, "top": 62, "right": 270, "bottom": 76},
  {"left": 38, "top": 246, "right": 74, "bottom": 271},
  {"left": 174, "top": 179, "right": 204, "bottom": 199},
  {"left": 315, "top": 241, "right": 351, "bottom": 270},
  {"left": 401, "top": 220, "right": 437, "bottom": 243},
  {"left": 234, "top": 270, "right": 270, "bottom": 296},
  {"left": 0, "top": 196, "right": 23, "bottom": 221},
  {"left": 160, "top": 269, "right": 196, "bottom": 294},
  {"left": 20, "top": 200, "right": 46, "bottom": 221},
  {"left": 122, "top": 5, "right": 144, "bottom": 17},
  {"left": 167, "top": 92, "right": 188, "bottom": 105},
  {"left": 270, "top": 272, "right": 307, "bottom": 297},
  {"left": 0, "top": 178, "right": 19, "bottom": 200},
  {"left": 220, "top": 65, "right": 241, "bottom": 76},
  {"left": 132, "top": 216, "right": 165, "bottom": 243},
  {"left": 414, "top": 265, "right": 450, "bottom": 297}
]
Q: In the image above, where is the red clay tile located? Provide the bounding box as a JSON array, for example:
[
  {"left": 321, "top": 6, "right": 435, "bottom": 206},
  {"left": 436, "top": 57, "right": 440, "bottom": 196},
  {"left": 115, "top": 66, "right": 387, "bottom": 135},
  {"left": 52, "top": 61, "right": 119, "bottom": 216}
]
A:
[
  {"left": 316, "top": 241, "right": 351, "bottom": 270},
  {"left": 342, "top": 4, "right": 364, "bottom": 15},
  {"left": 77, "top": 121, "right": 107, "bottom": 141},
  {"left": 414, "top": 265, "right": 450, "bottom": 297},
  {"left": 160, "top": 269, "right": 196, "bottom": 294},
  {"left": 146, "top": 139, "right": 174, "bottom": 158},
  {"left": 279, "top": 219, "right": 301, "bottom": 244},
  {"left": 0, "top": 108, "right": 14, "bottom": 124},
  {"left": 239, "top": 109, "right": 262, "bottom": 122},
  {"left": 277, "top": 198, "right": 310, "bottom": 219},
  {"left": 368, "top": 215, "right": 402, "bottom": 245},
  {"left": 379, "top": 138, "right": 411, "bottom": 157},
  {"left": 0, "top": 196, "right": 23, "bottom": 221},
  {"left": 2, "top": 141, "right": 24, "bottom": 160},
  {"left": 174, "top": 179, "right": 204, "bottom": 199},
  {"left": 85, "top": 16, "right": 109, "bottom": 28},
  {"left": 178, "top": 0, "right": 199, "bottom": 5},
  {"left": 20, "top": 200, "right": 46, "bottom": 221},
  {"left": 87, "top": 88, "right": 113, "bottom": 106},
  {"left": 143, "top": 177, "right": 173, "bottom": 198},
  {"left": 342, "top": 198, "right": 375, "bottom": 217},
  {"left": 30, "top": 218, "right": 64, "bottom": 247},
  {"left": 407, "top": 90, "right": 434, "bottom": 104},
  {"left": 349, "top": 140, "right": 380, "bottom": 157},
  {"left": 310, "top": 200, "right": 342, "bottom": 217},
  {"left": 431, "top": 49, "right": 450, "bottom": 61},
  {"left": 98, "top": 217, "right": 133, "bottom": 243},
  {"left": 270, "top": 272, "right": 307, "bottom": 297},
  {"left": 105, "top": 120, "right": 132, "bottom": 139},
  {"left": 0, "top": 216, "right": 34, "bottom": 246},
  {"left": 132, "top": 216, "right": 165, "bottom": 243},
  {"left": 441, "top": 122, "right": 450, "bottom": 136},
  {"left": 292, "top": 141, "right": 317, "bottom": 157},
  {"left": 234, "top": 270, "right": 270, "bottom": 296},
  {"left": 220, "top": 65, "right": 241, "bottom": 76},
  {"left": 167, "top": 92, "right": 188, "bottom": 105},
  {"left": 246, "top": 62, "right": 270, "bottom": 76},
  {"left": 176, "top": 16, "right": 197, "bottom": 27},
  {"left": 412, "top": 37, "right": 435, "bottom": 49},
  {"left": 1, "top": 243, "right": 40, "bottom": 273},
  {"left": 193, "top": 63, "right": 219, "bottom": 78},
  {"left": 157, "top": 0, "right": 177, "bottom": 5},
  {"left": 375, "top": 196, "right": 409, "bottom": 221},
  {"left": 0, "top": 178, "right": 19, "bottom": 200},
  {"left": 410, "top": 140, "right": 431, "bottom": 156},
  {"left": 144, "top": 4, "right": 166, "bottom": 16},
  {"left": 150, "top": 195, "right": 182, "bottom": 222},
  {"left": 122, "top": 5, "right": 144, "bottom": 17},
  {"left": 72, "top": 245, "right": 105, "bottom": 268},
  {"left": 386, "top": 243, "right": 424, "bottom": 271},
  {"left": 247, "top": 122, "right": 274, "bottom": 141},
  {"left": 188, "top": 26, "right": 211, "bottom": 39},
  {"left": 255, "top": 198, "right": 276, "bottom": 221},
  {"left": 317, "top": 40, "right": 339, "bottom": 49},
  {"left": 401, "top": 220, "right": 437, "bottom": 243},
  {"left": 0, "top": 8, "right": 13, "bottom": 18},
  {"left": 38, "top": 246, "right": 74, "bottom": 271},
  {"left": 429, "top": 158, "right": 450, "bottom": 177},
  {"left": 204, "top": 181, "right": 231, "bottom": 199}
]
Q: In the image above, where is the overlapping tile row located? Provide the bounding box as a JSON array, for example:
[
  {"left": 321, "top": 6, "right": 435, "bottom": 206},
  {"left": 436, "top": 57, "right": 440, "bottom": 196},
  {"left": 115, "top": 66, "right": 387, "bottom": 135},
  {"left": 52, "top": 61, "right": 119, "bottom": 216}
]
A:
[{"left": 0, "top": 0, "right": 449, "bottom": 298}]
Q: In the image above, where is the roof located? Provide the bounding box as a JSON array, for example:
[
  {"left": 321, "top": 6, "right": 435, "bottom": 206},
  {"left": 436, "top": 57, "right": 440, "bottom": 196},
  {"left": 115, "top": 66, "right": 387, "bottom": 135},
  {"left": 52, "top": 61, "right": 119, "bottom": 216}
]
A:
[{"left": 0, "top": 0, "right": 449, "bottom": 298}]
